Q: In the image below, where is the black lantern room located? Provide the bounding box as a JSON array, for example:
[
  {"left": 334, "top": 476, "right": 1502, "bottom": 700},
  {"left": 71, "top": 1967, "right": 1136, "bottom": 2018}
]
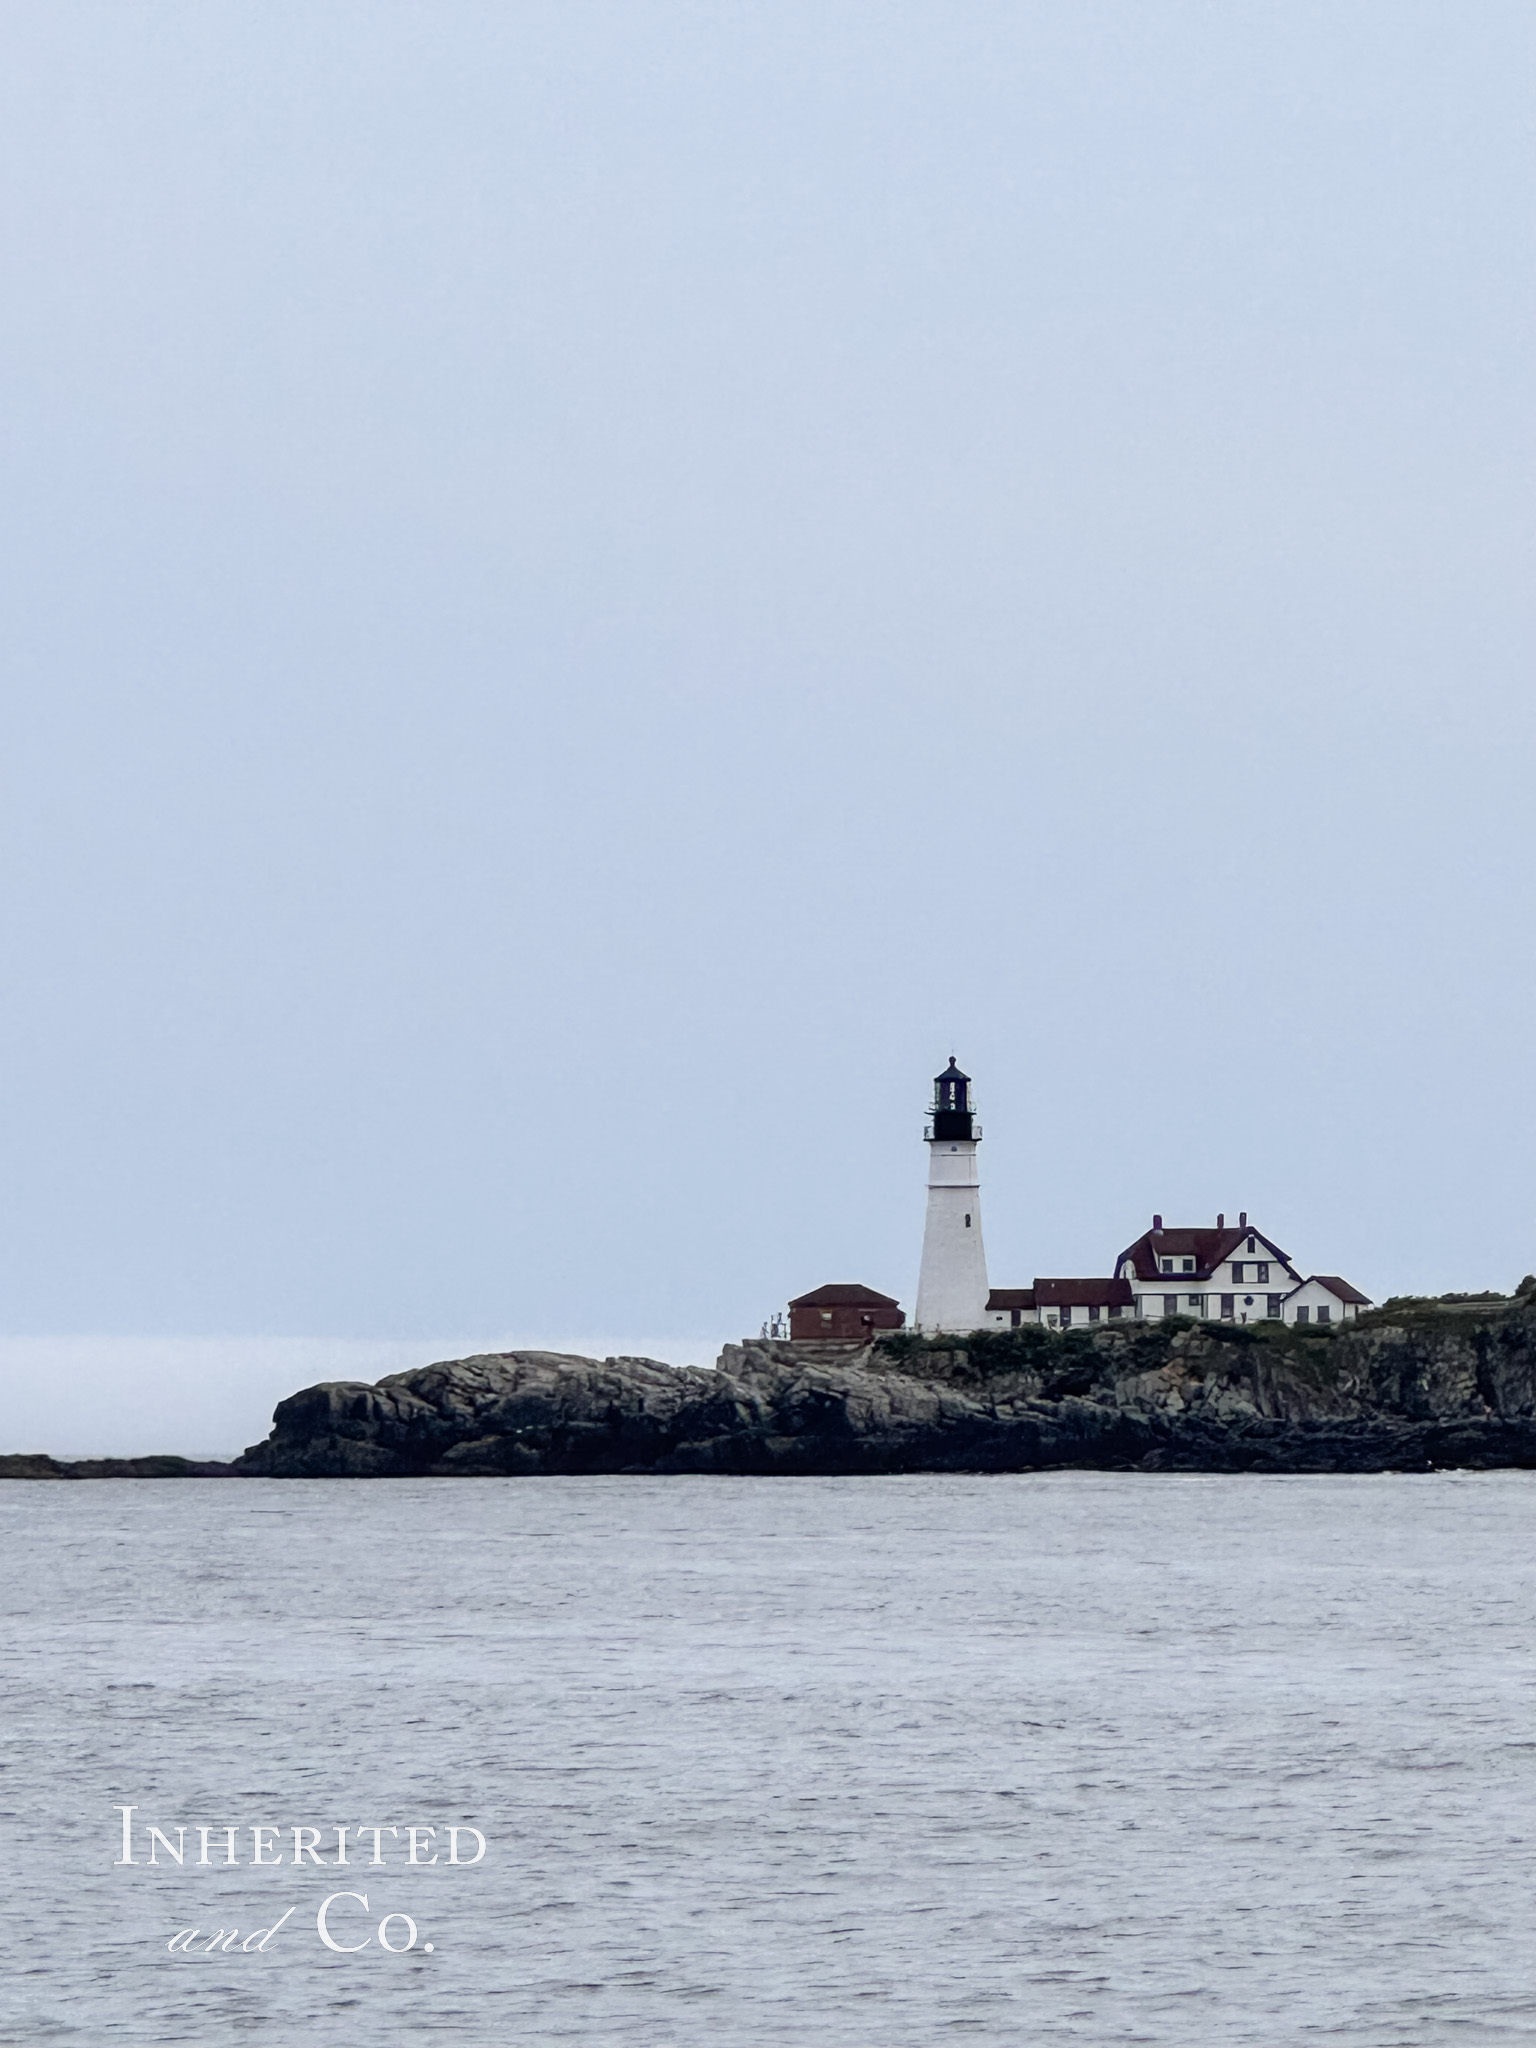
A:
[{"left": 929, "top": 1057, "right": 974, "bottom": 1140}]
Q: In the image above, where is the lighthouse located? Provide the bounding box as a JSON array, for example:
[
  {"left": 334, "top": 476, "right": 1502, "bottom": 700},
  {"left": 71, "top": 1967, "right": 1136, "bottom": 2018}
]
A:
[{"left": 915, "top": 1057, "right": 991, "bottom": 1333}]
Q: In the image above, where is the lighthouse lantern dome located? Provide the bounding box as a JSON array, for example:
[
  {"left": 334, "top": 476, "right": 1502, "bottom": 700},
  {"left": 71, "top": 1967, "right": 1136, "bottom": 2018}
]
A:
[{"left": 929, "top": 1057, "right": 975, "bottom": 1140}]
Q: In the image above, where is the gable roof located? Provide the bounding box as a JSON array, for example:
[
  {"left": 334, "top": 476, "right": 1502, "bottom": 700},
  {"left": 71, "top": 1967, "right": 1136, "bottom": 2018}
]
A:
[
  {"left": 1117, "top": 1223, "right": 1294, "bottom": 1283},
  {"left": 1301, "top": 1275, "right": 1372, "bottom": 1305},
  {"left": 788, "top": 1282, "right": 902, "bottom": 1309}
]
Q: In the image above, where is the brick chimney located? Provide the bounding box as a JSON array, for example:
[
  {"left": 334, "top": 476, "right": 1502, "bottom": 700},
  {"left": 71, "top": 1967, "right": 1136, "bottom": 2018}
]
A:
[
  {"left": 1216, "top": 1212, "right": 1225, "bottom": 1228},
  {"left": 1239, "top": 1211, "right": 1247, "bottom": 1228},
  {"left": 1152, "top": 1213, "right": 1163, "bottom": 1230}
]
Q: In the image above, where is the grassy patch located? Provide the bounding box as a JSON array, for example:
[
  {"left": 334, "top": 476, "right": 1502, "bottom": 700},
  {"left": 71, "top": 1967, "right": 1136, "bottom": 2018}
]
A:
[
  {"left": 874, "top": 1322, "right": 1104, "bottom": 1383},
  {"left": 1373, "top": 1292, "right": 1510, "bottom": 1315}
]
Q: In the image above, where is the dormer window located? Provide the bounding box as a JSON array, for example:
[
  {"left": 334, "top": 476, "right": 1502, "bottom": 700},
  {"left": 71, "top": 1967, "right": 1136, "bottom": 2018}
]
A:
[
  {"left": 1182, "top": 1258, "right": 1195, "bottom": 1273},
  {"left": 1162, "top": 1258, "right": 1174, "bottom": 1274}
]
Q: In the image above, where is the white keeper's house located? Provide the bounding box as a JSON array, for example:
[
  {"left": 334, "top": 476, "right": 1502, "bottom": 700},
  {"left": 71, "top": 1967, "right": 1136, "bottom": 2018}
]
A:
[
  {"left": 985, "top": 1214, "right": 1371, "bottom": 1331},
  {"left": 910, "top": 1058, "right": 1371, "bottom": 1335}
]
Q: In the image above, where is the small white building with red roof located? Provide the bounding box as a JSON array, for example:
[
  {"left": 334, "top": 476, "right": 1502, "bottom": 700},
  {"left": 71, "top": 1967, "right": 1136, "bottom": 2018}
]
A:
[
  {"left": 986, "top": 1278, "right": 1136, "bottom": 1331},
  {"left": 1284, "top": 1276, "right": 1373, "bottom": 1326}
]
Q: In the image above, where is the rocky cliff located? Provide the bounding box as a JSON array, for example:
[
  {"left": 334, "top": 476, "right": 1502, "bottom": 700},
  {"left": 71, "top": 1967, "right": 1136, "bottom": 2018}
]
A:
[{"left": 232, "top": 1293, "right": 1536, "bottom": 1477}]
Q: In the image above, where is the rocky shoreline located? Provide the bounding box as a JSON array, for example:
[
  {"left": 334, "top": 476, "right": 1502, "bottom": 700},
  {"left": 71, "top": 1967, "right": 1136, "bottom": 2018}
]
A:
[
  {"left": 9, "top": 1293, "right": 1536, "bottom": 1478},
  {"left": 229, "top": 1295, "right": 1536, "bottom": 1477},
  {"left": 0, "top": 1453, "right": 234, "bottom": 1480}
]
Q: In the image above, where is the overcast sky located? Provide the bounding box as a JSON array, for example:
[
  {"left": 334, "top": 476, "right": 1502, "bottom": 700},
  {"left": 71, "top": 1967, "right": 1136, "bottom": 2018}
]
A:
[{"left": 1, "top": 1, "right": 1532, "bottom": 1409}]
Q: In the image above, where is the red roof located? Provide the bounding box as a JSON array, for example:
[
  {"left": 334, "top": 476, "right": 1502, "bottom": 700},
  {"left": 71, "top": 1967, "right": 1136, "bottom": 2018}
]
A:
[
  {"left": 1033, "top": 1277, "right": 1135, "bottom": 1308},
  {"left": 986, "top": 1280, "right": 1134, "bottom": 1309},
  {"left": 788, "top": 1282, "right": 902, "bottom": 1309},
  {"left": 1116, "top": 1223, "right": 1294, "bottom": 1284},
  {"left": 1306, "top": 1276, "right": 1372, "bottom": 1305}
]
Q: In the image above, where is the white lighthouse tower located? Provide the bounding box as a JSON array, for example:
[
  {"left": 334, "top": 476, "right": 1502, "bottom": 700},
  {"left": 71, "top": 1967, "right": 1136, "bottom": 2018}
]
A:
[{"left": 915, "top": 1057, "right": 990, "bottom": 1333}]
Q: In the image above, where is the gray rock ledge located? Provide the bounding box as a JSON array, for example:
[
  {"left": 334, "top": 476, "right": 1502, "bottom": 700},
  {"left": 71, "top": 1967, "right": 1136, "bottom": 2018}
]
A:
[{"left": 229, "top": 1300, "right": 1536, "bottom": 1477}]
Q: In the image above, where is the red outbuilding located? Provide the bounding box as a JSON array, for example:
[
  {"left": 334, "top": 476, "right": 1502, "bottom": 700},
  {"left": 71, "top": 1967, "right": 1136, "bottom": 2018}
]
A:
[{"left": 788, "top": 1283, "right": 906, "bottom": 1341}]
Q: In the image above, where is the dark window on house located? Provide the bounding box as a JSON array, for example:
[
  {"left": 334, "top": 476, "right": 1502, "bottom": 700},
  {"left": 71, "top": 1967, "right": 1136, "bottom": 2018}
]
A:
[
  {"left": 1164, "top": 1295, "right": 1179, "bottom": 1316},
  {"left": 1010, "top": 1308, "right": 1021, "bottom": 1328},
  {"left": 1183, "top": 1258, "right": 1195, "bottom": 1273},
  {"left": 1256, "top": 1262, "right": 1269, "bottom": 1284},
  {"left": 1109, "top": 1304, "right": 1123, "bottom": 1319},
  {"left": 1059, "top": 1306, "right": 1072, "bottom": 1327},
  {"left": 1317, "top": 1305, "right": 1331, "bottom": 1324},
  {"left": 1221, "top": 1294, "right": 1235, "bottom": 1318},
  {"left": 1266, "top": 1295, "right": 1283, "bottom": 1318},
  {"left": 964, "top": 1213, "right": 971, "bottom": 1227},
  {"left": 1162, "top": 1258, "right": 1174, "bottom": 1274},
  {"left": 1295, "top": 1306, "right": 1310, "bottom": 1324},
  {"left": 1188, "top": 1294, "right": 1203, "bottom": 1311},
  {"left": 1231, "top": 1262, "right": 1243, "bottom": 1283},
  {"left": 1088, "top": 1304, "right": 1100, "bottom": 1322},
  {"left": 1247, "top": 1236, "right": 1256, "bottom": 1252}
]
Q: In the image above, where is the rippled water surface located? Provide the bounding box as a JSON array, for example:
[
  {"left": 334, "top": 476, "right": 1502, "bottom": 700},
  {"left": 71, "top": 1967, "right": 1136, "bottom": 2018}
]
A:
[{"left": 4, "top": 1473, "right": 1536, "bottom": 2044}]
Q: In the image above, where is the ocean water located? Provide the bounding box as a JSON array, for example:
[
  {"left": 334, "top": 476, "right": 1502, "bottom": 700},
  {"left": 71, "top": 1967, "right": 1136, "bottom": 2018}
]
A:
[{"left": 3, "top": 1474, "right": 1536, "bottom": 2046}]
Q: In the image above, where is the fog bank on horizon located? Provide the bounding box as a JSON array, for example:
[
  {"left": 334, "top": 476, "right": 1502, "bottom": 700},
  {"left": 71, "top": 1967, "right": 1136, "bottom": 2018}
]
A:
[{"left": 0, "top": 2, "right": 1531, "bottom": 1350}]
